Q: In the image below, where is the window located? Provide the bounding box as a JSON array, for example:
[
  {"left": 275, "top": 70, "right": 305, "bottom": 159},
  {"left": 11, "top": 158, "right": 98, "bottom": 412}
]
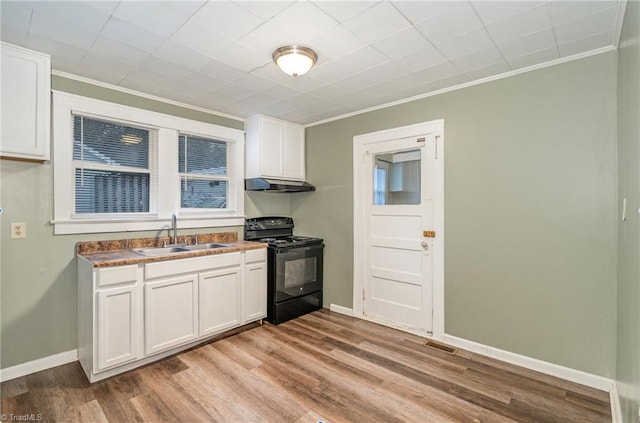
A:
[
  {"left": 73, "top": 115, "right": 157, "bottom": 214},
  {"left": 53, "top": 92, "right": 245, "bottom": 234},
  {"left": 179, "top": 134, "right": 228, "bottom": 209}
]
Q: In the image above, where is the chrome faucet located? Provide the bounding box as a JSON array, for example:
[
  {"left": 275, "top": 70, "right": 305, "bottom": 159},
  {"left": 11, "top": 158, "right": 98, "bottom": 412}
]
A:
[{"left": 171, "top": 213, "right": 178, "bottom": 245}]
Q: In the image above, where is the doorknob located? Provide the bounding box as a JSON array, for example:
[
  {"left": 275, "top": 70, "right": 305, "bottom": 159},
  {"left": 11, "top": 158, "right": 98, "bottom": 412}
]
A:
[{"left": 421, "top": 241, "right": 429, "bottom": 251}]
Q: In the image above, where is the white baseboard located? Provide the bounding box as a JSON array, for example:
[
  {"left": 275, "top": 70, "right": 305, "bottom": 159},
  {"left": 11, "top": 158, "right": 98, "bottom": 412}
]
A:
[
  {"left": 0, "top": 349, "right": 78, "bottom": 382},
  {"left": 610, "top": 381, "right": 623, "bottom": 423},
  {"left": 441, "top": 334, "right": 613, "bottom": 392},
  {"left": 329, "top": 304, "right": 354, "bottom": 316}
]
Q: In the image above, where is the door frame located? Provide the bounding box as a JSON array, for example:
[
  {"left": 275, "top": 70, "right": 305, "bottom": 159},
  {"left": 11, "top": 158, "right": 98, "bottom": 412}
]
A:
[{"left": 353, "top": 120, "right": 444, "bottom": 339}]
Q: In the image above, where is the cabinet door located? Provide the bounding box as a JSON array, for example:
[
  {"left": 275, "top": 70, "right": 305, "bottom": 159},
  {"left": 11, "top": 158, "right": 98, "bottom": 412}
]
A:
[
  {"left": 282, "top": 124, "right": 305, "bottom": 180},
  {"left": 96, "top": 285, "right": 140, "bottom": 371},
  {"left": 260, "top": 118, "right": 283, "bottom": 177},
  {"left": 145, "top": 275, "right": 198, "bottom": 355},
  {"left": 244, "top": 262, "right": 267, "bottom": 322},
  {"left": 199, "top": 267, "right": 242, "bottom": 336},
  {"left": 1, "top": 43, "right": 50, "bottom": 161}
]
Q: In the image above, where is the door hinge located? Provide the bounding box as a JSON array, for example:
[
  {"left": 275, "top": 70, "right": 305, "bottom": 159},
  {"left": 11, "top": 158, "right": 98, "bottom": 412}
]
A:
[{"left": 417, "top": 137, "right": 426, "bottom": 143}]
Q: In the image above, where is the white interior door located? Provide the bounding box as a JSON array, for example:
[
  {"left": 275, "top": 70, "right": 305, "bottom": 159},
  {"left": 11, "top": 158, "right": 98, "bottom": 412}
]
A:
[{"left": 354, "top": 121, "right": 443, "bottom": 337}]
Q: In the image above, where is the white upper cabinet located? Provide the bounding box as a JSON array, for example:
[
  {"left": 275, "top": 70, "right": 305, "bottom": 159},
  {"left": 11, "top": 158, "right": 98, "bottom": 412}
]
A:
[
  {"left": 245, "top": 114, "right": 305, "bottom": 181},
  {"left": 1, "top": 42, "right": 51, "bottom": 162}
]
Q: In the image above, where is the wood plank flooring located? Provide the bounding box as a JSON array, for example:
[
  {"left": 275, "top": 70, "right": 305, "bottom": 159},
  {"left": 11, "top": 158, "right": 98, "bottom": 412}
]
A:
[{"left": 1, "top": 310, "right": 611, "bottom": 422}]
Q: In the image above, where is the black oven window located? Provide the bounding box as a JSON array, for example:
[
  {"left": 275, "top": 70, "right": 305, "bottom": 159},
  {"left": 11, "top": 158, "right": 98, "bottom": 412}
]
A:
[{"left": 284, "top": 258, "right": 317, "bottom": 288}]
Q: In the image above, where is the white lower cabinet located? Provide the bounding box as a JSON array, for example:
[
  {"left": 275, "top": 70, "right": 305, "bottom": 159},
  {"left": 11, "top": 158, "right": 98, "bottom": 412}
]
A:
[
  {"left": 145, "top": 274, "right": 198, "bottom": 355},
  {"left": 78, "top": 247, "right": 267, "bottom": 383},
  {"left": 244, "top": 249, "right": 267, "bottom": 322},
  {"left": 96, "top": 284, "right": 140, "bottom": 371},
  {"left": 199, "top": 267, "right": 242, "bottom": 336}
]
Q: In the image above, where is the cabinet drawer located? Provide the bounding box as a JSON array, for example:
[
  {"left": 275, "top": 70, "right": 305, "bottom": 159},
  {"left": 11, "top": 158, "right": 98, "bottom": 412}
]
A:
[
  {"left": 96, "top": 265, "right": 139, "bottom": 288},
  {"left": 145, "top": 252, "right": 241, "bottom": 280},
  {"left": 245, "top": 248, "right": 267, "bottom": 263}
]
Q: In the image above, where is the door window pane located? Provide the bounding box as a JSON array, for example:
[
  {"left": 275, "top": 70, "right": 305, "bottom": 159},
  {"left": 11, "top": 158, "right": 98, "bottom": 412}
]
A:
[{"left": 373, "top": 149, "right": 421, "bottom": 205}]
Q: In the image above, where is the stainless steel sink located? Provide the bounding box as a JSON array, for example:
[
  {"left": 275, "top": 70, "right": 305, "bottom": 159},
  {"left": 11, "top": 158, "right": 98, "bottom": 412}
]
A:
[
  {"left": 184, "top": 243, "right": 230, "bottom": 251},
  {"left": 133, "top": 246, "right": 189, "bottom": 256}
]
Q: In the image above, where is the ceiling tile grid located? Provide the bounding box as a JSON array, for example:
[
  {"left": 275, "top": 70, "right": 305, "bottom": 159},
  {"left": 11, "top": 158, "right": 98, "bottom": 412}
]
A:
[{"left": 0, "top": 0, "right": 626, "bottom": 124}]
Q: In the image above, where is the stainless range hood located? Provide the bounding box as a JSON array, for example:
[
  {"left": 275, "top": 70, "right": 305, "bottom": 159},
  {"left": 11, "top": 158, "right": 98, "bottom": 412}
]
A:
[{"left": 245, "top": 178, "right": 315, "bottom": 193}]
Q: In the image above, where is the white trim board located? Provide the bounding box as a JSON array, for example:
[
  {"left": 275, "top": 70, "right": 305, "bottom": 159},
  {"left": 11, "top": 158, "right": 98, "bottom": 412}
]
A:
[
  {"left": 329, "top": 304, "right": 354, "bottom": 316},
  {"left": 610, "top": 382, "right": 623, "bottom": 423},
  {"left": 0, "top": 349, "right": 78, "bottom": 382},
  {"left": 441, "top": 334, "right": 613, "bottom": 392}
]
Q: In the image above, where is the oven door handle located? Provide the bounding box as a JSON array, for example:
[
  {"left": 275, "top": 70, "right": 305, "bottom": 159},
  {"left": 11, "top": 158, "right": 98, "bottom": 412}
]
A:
[{"left": 277, "top": 244, "right": 324, "bottom": 253}]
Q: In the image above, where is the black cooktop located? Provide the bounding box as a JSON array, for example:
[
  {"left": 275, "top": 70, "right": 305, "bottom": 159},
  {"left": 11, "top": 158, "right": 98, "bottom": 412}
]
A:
[{"left": 245, "top": 217, "right": 323, "bottom": 248}]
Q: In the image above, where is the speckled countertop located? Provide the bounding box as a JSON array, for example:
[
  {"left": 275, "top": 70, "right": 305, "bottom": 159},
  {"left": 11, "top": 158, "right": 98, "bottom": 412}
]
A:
[{"left": 77, "top": 232, "right": 267, "bottom": 268}]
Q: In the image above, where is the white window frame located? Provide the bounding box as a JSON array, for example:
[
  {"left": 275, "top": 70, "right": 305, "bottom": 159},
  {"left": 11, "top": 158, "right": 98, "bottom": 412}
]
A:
[{"left": 52, "top": 91, "right": 245, "bottom": 235}]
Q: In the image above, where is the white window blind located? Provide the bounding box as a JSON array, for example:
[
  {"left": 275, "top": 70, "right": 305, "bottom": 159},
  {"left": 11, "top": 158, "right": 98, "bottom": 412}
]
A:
[
  {"left": 178, "top": 133, "right": 229, "bottom": 209},
  {"left": 72, "top": 114, "right": 158, "bottom": 215}
]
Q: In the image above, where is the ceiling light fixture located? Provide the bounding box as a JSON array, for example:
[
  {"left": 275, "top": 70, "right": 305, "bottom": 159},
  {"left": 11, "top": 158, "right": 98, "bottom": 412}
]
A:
[{"left": 272, "top": 45, "right": 318, "bottom": 77}]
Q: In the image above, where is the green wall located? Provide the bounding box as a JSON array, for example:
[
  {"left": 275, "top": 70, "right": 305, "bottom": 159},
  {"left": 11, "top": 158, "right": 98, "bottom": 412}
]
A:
[
  {"left": 0, "top": 76, "right": 285, "bottom": 369},
  {"left": 296, "top": 52, "right": 619, "bottom": 377},
  {"left": 616, "top": 0, "right": 640, "bottom": 420}
]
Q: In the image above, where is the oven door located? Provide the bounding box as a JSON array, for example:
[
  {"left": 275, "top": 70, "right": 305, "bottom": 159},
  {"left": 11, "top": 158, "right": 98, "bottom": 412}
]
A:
[{"left": 274, "top": 243, "right": 323, "bottom": 302}]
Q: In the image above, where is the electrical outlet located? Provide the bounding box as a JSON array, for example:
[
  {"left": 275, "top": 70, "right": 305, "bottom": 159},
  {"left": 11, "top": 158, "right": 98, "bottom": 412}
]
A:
[{"left": 11, "top": 222, "right": 27, "bottom": 239}]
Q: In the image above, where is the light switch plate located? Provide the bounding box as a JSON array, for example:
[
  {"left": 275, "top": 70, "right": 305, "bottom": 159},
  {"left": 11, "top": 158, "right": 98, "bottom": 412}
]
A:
[{"left": 11, "top": 222, "right": 26, "bottom": 239}]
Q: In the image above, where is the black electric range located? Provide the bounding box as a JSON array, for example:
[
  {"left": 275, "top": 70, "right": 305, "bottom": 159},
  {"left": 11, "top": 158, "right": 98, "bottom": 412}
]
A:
[{"left": 245, "top": 217, "right": 324, "bottom": 324}]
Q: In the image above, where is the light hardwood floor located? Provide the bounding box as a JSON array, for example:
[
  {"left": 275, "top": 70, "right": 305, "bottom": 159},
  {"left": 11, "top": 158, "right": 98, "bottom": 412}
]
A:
[{"left": 1, "top": 309, "right": 611, "bottom": 422}]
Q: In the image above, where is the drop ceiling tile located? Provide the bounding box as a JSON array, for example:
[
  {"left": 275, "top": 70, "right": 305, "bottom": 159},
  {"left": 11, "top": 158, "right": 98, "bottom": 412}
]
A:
[
  {"left": 1, "top": 24, "right": 29, "bottom": 46},
  {"left": 239, "top": 22, "right": 298, "bottom": 57},
  {"left": 90, "top": 36, "right": 151, "bottom": 67},
  {"left": 122, "top": 68, "right": 172, "bottom": 87},
  {"left": 152, "top": 40, "right": 212, "bottom": 70},
  {"left": 306, "top": 83, "right": 348, "bottom": 101},
  {"left": 171, "top": 21, "right": 234, "bottom": 59},
  {"left": 251, "top": 84, "right": 300, "bottom": 103},
  {"left": 213, "top": 75, "right": 274, "bottom": 100},
  {"left": 405, "top": 61, "right": 462, "bottom": 85},
  {"left": 485, "top": 4, "right": 552, "bottom": 44},
  {"left": 311, "top": 45, "right": 388, "bottom": 83},
  {"left": 547, "top": 0, "right": 618, "bottom": 26},
  {"left": 451, "top": 46, "right": 505, "bottom": 72},
  {"left": 113, "top": 2, "right": 189, "bottom": 38},
  {"left": 333, "top": 61, "right": 408, "bottom": 92},
  {"left": 415, "top": 2, "right": 484, "bottom": 45},
  {"left": 163, "top": 1, "right": 207, "bottom": 17},
  {"left": 309, "top": 24, "right": 367, "bottom": 60},
  {"left": 507, "top": 46, "right": 559, "bottom": 70},
  {"left": 234, "top": 1, "right": 295, "bottom": 21},
  {"left": 284, "top": 74, "right": 327, "bottom": 93},
  {"left": 31, "top": 1, "right": 111, "bottom": 33},
  {"left": 471, "top": 1, "right": 544, "bottom": 25},
  {"left": 86, "top": 1, "right": 120, "bottom": 15},
  {"left": 436, "top": 27, "right": 495, "bottom": 60},
  {"left": 558, "top": 30, "right": 613, "bottom": 57},
  {"left": 269, "top": 2, "right": 338, "bottom": 43},
  {"left": 341, "top": 1, "right": 410, "bottom": 43},
  {"left": 421, "top": 73, "right": 471, "bottom": 92},
  {"left": 30, "top": 11, "right": 98, "bottom": 50},
  {"left": 390, "top": 1, "right": 459, "bottom": 25},
  {"left": 191, "top": 2, "right": 263, "bottom": 40},
  {"left": 1, "top": 1, "right": 33, "bottom": 31},
  {"left": 373, "top": 27, "right": 432, "bottom": 60},
  {"left": 26, "top": 34, "right": 86, "bottom": 66},
  {"left": 101, "top": 17, "right": 167, "bottom": 53},
  {"left": 553, "top": 6, "right": 617, "bottom": 45},
  {"left": 141, "top": 56, "right": 193, "bottom": 79},
  {"left": 395, "top": 45, "right": 449, "bottom": 72},
  {"left": 311, "top": 1, "right": 379, "bottom": 23},
  {"left": 464, "top": 60, "right": 511, "bottom": 81},
  {"left": 181, "top": 71, "right": 228, "bottom": 91},
  {"left": 198, "top": 59, "right": 246, "bottom": 83},
  {"left": 215, "top": 41, "right": 270, "bottom": 72},
  {"left": 497, "top": 28, "right": 557, "bottom": 59},
  {"left": 78, "top": 53, "right": 134, "bottom": 84},
  {"left": 251, "top": 62, "right": 292, "bottom": 84}
]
